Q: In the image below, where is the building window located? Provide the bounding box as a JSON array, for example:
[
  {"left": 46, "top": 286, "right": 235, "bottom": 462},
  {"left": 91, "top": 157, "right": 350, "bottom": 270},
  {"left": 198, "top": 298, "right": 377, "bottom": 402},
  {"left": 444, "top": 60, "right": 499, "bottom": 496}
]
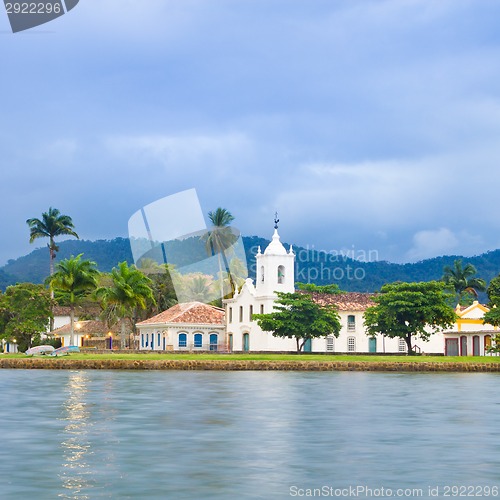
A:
[
  {"left": 249, "top": 305, "right": 253, "bottom": 320},
  {"left": 239, "top": 306, "right": 243, "bottom": 322},
  {"left": 194, "top": 333, "right": 203, "bottom": 348},
  {"left": 209, "top": 333, "right": 218, "bottom": 351},
  {"left": 260, "top": 304, "right": 264, "bottom": 314},
  {"left": 145, "top": 333, "right": 149, "bottom": 347},
  {"left": 326, "top": 336, "right": 335, "bottom": 352},
  {"left": 141, "top": 334, "right": 144, "bottom": 348},
  {"left": 158, "top": 333, "right": 160, "bottom": 347},
  {"left": 261, "top": 266, "right": 265, "bottom": 283},
  {"left": 398, "top": 339, "right": 407, "bottom": 352},
  {"left": 229, "top": 307, "right": 233, "bottom": 323},
  {"left": 178, "top": 333, "right": 187, "bottom": 348},
  {"left": 347, "top": 337, "right": 356, "bottom": 352},
  {"left": 485, "top": 335, "right": 492, "bottom": 353},
  {"left": 347, "top": 315, "right": 355, "bottom": 331},
  {"left": 278, "top": 265, "right": 285, "bottom": 284}
]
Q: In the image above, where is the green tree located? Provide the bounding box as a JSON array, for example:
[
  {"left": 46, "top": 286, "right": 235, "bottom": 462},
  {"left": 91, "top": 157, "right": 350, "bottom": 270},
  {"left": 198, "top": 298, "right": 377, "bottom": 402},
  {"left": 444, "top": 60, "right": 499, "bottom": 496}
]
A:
[
  {"left": 144, "top": 264, "right": 179, "bottom": 316},
  {"left": 95, "top": 262, "right": 155, "bottom": 349},
  {"left": 49, "top": 254, "right": 100, "bottom": 346},
  {"left": 26, "top": 207, "right": 79, "bottom": 278},
  {"left": 253, "top": 291, "right": 341, "bottom": 352},
  {"left": 364, "top": 281, "right": 457, "bottom": 355},
  {"left": 203, "top": 208, "right": 238, "bottom": 300},
  {"left": 0, "top": 283, "right": 52, "bottom": 352},
  {"left": 442, "top": 259, "right": 486, "bottom": 305},
  {"left": 487, "top": 275, "right": 500, "bottom": 306}
]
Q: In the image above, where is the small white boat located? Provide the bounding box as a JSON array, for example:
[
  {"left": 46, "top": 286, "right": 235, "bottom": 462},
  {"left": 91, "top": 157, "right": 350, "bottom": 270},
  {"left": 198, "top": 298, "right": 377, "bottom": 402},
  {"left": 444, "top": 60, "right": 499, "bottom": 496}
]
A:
[
  {"left": 25, "top": 345, "right": 55, "bottom": 356},
  {"left": 50, "top": 346, "right": 80, "bottom": 357}
]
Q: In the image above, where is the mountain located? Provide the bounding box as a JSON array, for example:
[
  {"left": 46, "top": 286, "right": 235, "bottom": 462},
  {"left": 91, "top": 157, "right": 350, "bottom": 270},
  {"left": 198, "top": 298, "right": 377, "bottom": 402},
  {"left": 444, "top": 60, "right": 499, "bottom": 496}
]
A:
[{"left": 1, "top": 236, "right": 499, "bottom": 294}]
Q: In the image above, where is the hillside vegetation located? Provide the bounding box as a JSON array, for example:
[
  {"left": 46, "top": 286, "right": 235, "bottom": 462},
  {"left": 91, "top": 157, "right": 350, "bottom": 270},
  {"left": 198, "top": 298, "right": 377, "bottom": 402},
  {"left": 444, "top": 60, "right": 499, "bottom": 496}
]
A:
[{"left": 1, "top": 236, "right": 499, "bottom": 293}]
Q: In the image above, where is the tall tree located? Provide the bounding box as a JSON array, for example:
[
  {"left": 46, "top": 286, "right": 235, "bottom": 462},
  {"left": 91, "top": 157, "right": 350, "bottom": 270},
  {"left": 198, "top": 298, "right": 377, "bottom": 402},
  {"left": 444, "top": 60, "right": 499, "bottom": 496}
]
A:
[
  {"left": 0, "top": 283, "right": 52, "bottom": 352},
  {"left": 26, "top": 207, "right": 79, "bottom": 278},
  {"left": 482, "top": 275, "right": 500, "bottom": 328},
  {"left": 95, "top": 262, "right": 155, "bottom": 349},
  {"left": 253, "top": 291, "right": 341, "bottom": 352},
  {"left": 442, "top": 259, "right": 486, "bottom": 305},
  {"left": 203, "top": 208, "right": 238, "bottom": 300},
  {"left": 486, "top": 275, "right": 500, "bottom": 306},
  {"left": 49, "top": 254, "right": 100, "bottom": 346},
  {"left": 364, "top": 281, "right": 457, "bottom": 355}
]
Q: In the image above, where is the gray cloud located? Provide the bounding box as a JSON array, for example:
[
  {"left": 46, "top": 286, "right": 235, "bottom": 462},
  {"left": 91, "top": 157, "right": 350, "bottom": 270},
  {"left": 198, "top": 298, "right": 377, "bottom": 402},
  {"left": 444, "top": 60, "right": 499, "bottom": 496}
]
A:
[{"left": 1, "top": 0, "right": 500, "bottom": 266}]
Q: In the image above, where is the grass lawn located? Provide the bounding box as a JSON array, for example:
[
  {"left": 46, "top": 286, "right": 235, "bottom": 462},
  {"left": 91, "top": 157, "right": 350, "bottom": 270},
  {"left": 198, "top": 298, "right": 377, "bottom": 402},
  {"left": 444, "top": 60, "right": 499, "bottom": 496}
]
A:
[{"left": 1, "top": 352, "right": 500, "bottom": 363}]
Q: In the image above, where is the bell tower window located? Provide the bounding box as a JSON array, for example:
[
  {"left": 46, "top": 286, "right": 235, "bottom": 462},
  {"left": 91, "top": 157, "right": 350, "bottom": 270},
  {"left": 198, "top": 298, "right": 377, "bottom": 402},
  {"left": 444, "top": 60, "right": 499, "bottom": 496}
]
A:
[
  {"left": 261, "top": 266, "right": 265, "bottom": 283},
  {"left": 278, "top": 265, "right": 285, "bottom": 284}
]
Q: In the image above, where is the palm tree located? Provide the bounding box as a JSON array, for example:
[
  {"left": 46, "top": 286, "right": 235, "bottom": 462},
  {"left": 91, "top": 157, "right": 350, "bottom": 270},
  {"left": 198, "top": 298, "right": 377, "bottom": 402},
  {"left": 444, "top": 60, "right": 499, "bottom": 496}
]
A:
[
  {"left": 26, "top": 207, "right": 79, "bottom": 278},
  {"left": 49, "top": 254, "right": 100, "bottom": 345},
  {"left": 203, "top": 208, "right": 238, "bottom": 300},
  {"left": 442, "top": 259, "right": 486, "bottom": 305},
  {"left": 95, "top": 262, "right": 155, "bottom": 349}
]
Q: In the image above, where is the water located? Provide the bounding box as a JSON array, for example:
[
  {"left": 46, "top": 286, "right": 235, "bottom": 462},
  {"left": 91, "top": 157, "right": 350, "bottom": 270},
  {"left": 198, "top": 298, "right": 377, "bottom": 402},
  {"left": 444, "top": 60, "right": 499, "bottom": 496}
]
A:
[{"left": 0, "top": 370, "right": 499, "bottom": 499}]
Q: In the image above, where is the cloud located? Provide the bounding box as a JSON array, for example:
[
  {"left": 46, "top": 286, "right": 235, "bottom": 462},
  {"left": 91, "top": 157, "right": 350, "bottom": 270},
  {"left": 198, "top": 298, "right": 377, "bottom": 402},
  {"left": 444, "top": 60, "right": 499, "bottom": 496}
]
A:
[
  {"left": 406, "top": 228, "right": 459, "bottom": 262},
  {"left": 105, "top": 132, "right": 253, "bottom": 173},
  {"left": 406, "top": 228, "right": 485, "bottom": 262}
]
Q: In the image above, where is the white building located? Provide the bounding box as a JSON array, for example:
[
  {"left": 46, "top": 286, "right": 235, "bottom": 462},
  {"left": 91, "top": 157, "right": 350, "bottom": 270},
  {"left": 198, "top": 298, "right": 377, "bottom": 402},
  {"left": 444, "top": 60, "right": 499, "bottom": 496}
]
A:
[
  {"left": 136, "top": 302, "right": 226, "bottom": 351},
  {"left": 224, "top": 225, "right": 298, "bottom": 352}
]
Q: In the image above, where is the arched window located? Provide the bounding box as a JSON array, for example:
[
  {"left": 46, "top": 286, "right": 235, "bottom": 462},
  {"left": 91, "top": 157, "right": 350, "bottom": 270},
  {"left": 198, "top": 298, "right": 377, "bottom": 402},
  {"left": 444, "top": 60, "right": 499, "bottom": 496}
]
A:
[
  {"left": 326, "top": 336, "right": 335, "bottom": 352},
  {"left": 485, "top": 335, "right": 492, "bottom": 353},
  {"left": 178, "top": 333, "right": 187, "bottom": 348},
  {"left": 347, "top": 315, "right": 355, "bottom": 331},
  {"left": 261, "top": 266, "right": 265, "bottom": 283},
  {"left": 278, "top": 265, "right": 285, "bottom": 284},
  {"left": 398, "top": 338, "right": 407, "bottom": 352},
  {"left": 347, "top": 336, "right": 356, "bottom": 352},
  {"left": 194, "top": 333, "right": 203, "bottom": 348},
  {"left": 209, "top": 333, "right": 218, "bottom": 351}
]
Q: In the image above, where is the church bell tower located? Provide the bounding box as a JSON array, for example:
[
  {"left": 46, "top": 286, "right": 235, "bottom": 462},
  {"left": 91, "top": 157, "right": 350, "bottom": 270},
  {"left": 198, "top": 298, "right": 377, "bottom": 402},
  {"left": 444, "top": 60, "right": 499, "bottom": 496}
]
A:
[{"left": 255, "top": 213, "right": 295, "bottom": 296}]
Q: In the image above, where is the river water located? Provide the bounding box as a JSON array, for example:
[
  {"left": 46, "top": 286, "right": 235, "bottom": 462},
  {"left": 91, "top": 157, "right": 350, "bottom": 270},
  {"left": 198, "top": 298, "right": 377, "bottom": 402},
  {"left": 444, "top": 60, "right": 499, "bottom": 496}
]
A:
[{"left": 0, "top": 370, "right": 498, "bottom": 499}]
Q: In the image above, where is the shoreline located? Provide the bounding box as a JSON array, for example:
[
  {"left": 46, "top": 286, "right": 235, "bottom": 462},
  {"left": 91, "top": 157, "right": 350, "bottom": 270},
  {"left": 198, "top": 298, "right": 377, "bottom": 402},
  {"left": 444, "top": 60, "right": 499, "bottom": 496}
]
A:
[{"left": 1, "top": 358, "right": 500, "bottom": 372}]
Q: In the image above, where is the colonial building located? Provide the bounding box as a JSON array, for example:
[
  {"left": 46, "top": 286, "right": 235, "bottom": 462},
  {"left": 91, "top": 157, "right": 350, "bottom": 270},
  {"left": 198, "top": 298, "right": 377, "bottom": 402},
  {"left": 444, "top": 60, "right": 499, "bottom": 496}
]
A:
[
  {"left": 136, "top": 302, "right": 226, "bottom": 351},
  {"left": 442, "top": 302, "right": 498, "bottom": 356},
  {"left": 51, "top": 320, "right": 120, "bottom": 348}
]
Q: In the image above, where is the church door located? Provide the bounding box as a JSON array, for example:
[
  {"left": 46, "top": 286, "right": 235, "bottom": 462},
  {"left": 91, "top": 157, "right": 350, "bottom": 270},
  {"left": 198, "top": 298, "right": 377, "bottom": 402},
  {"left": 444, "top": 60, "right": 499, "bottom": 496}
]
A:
[
  {"left": 303, "top": 338, "right": 312, "bottom": 352},
  {"left": 368, "top": 337, "right": 377, "bottom": 353}
]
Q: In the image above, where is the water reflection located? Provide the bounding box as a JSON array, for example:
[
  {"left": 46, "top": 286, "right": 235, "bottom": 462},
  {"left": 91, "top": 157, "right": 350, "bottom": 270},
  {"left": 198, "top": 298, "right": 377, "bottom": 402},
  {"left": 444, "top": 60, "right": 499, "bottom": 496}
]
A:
[{"left": 59, "top": 371, "right": 92, "bottom": 499}]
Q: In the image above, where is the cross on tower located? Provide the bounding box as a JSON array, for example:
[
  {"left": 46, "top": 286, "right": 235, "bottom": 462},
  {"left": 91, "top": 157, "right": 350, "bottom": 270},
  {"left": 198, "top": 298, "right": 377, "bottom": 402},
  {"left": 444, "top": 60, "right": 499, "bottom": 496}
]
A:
[{"left": 274, "top": 212, "right": 279, "bottom": 230}]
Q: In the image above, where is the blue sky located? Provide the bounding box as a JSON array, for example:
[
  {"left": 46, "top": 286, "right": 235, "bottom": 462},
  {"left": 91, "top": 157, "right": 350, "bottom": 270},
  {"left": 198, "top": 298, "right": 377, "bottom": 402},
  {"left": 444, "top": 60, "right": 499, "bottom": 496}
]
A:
[{"left": 2, "top": 0, "right": 500, "bottom": 266}]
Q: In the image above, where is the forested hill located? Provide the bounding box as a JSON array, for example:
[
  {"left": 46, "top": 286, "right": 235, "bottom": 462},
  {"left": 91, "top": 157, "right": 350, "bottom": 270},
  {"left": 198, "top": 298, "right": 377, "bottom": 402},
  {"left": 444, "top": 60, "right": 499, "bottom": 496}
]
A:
[{"left": 1, "top": 236, "right": 500, "bottom": 293}]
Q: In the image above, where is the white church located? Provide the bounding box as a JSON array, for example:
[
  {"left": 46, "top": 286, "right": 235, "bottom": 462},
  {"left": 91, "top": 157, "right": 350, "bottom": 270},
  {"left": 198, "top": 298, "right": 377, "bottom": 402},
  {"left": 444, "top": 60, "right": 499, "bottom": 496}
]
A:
[{"left": 224, "top": 222, "right": 412, "bottom": 354}]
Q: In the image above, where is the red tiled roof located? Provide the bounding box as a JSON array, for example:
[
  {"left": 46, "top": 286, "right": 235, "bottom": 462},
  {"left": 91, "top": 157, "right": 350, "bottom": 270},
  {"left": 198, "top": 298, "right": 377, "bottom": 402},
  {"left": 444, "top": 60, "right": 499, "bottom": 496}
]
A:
[
  {"left": 137, "top": 302, "right": 225, "bottom": 326},
  {"left": 53, "top": 305, "right": 100, "bottom": 317},
  {"left": 307, "top": 292, "right": 377, "bottom": 311},
  {"left": 52, "top": 320, "right": 120, "bottom": 336}
]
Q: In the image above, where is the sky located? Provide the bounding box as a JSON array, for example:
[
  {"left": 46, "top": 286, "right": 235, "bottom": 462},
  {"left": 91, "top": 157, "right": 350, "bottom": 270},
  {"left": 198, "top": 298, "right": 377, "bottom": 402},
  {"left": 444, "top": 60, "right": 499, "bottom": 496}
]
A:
[{"left": 2, "top": 0, "right": 500, "bottom": 266}]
